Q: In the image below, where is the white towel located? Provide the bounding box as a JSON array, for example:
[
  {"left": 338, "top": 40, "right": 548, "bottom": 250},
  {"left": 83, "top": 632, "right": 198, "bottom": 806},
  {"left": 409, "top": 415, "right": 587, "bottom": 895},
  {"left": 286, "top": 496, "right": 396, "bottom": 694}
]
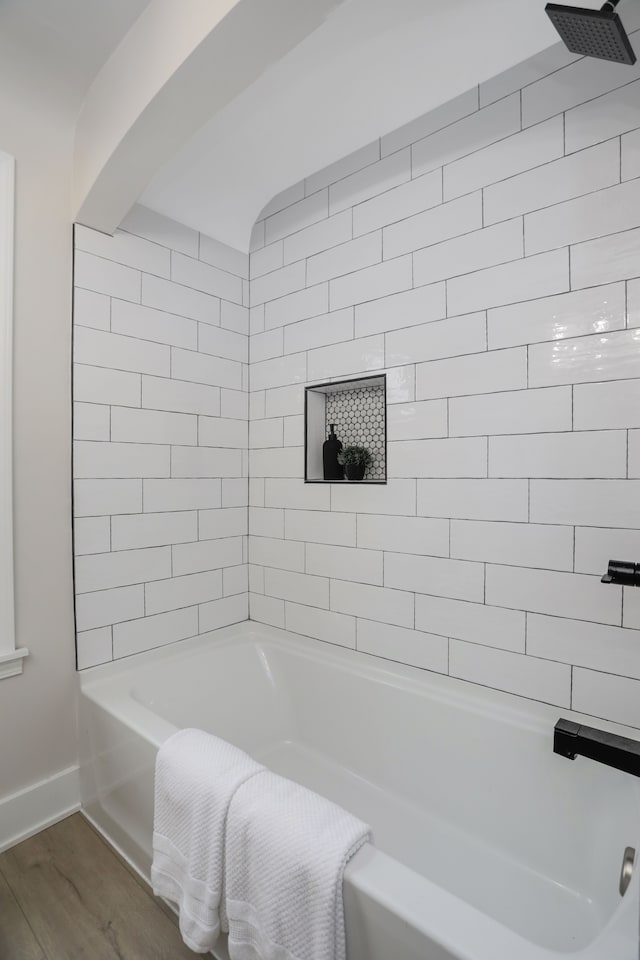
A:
[
  {"left": 152, "top": 728, "right": 263, "bottom": 954},
  {"left": 222, "top": 770, "right": 371, "bottom": 960}
]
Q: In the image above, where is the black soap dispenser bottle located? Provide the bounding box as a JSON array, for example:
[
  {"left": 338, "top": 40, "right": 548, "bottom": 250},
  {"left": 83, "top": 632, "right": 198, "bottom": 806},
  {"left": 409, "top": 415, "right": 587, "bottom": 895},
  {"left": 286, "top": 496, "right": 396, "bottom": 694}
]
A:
[{"left": 323, "top": 423, "right": 344, "bottom": 481}]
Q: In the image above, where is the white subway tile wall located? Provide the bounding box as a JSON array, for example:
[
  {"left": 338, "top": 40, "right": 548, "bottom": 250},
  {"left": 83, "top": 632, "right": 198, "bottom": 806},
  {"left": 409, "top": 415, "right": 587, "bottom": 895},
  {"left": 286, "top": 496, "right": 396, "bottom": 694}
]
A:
[
  {"left": 73, "top": 210, "right": 248, "bottom": 667},
  {"left": 247, "top": 50, "right": 640, "bottom": 728}
]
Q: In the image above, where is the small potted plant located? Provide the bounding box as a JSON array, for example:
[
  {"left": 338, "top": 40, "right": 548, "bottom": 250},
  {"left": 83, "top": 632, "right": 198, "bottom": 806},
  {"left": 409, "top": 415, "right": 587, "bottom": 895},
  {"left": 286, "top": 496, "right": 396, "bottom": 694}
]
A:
[{"left": 337, "top": 445, "right": 372, "bottom": 481}]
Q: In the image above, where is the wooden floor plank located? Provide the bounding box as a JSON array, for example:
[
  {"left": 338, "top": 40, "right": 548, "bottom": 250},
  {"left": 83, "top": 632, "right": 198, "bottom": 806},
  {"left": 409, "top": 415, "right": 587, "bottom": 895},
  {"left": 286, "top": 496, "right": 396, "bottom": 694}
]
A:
[
  {"left": 0, "top": 868, "right": 46, "bottom": 960},
  {"left": 0, "top": 814, "right": 197, "bottom": 960}
]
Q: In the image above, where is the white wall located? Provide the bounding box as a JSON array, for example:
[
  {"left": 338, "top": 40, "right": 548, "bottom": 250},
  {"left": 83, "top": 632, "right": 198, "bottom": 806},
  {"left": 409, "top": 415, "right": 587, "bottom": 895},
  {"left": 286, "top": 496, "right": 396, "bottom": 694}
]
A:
[
  {"left": 248, "top": 45, "right": 640, "bottom": 729},
  {"left": 72, "top": 209, "right": 249, "bottom": 667}
]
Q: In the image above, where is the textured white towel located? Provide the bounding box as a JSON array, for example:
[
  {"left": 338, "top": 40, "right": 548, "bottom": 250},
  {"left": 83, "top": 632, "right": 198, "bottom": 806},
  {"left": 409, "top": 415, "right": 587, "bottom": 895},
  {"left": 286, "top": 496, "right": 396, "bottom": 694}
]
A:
[
  {"left": 152, "top": 728, "right": 263, "bottom": 954},
  {"left": 222, "top": 770, "right": 371, "bottom": 960}
]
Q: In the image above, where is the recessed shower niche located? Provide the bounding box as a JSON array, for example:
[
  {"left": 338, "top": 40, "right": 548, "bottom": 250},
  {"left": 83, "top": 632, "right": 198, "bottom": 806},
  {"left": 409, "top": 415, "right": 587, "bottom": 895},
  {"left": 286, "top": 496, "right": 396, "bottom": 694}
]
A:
[{"left": 304, "top": 375, "right": 387, "bottom": 483}]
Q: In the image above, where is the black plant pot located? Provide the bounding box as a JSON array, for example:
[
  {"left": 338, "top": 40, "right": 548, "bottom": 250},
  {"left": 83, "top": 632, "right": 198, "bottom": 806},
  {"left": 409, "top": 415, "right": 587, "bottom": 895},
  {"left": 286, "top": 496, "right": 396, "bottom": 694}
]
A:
[{"left": 345, "top": 462, "right": 366, "bottom": 481}]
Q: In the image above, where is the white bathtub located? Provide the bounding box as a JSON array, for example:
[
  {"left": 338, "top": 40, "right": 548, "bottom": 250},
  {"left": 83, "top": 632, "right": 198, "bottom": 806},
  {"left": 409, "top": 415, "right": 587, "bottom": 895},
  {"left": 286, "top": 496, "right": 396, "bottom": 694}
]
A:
[{"left": 78, "top": 622, "right": 640, "bottom": 960}]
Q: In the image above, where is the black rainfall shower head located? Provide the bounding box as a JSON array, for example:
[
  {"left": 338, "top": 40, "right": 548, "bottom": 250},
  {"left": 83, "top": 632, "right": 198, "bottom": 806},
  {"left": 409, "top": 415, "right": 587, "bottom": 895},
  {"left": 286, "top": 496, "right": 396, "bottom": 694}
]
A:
[{"left": 545, "top": 1, "right": 637, "bottom": 64}]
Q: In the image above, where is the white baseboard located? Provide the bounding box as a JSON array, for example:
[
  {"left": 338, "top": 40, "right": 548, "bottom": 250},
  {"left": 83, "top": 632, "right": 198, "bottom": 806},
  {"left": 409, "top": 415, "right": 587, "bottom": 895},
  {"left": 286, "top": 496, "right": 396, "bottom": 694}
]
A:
[{"left": 0, "top": 765, "right": 81, "bottom": 853}]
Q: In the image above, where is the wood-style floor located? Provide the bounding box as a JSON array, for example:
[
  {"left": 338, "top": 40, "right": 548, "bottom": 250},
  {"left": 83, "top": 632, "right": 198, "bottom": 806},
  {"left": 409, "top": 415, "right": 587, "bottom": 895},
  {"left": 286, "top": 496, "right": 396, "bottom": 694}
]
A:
[{"left": 0, "top": 813, "right": 198, "bottom": 960}]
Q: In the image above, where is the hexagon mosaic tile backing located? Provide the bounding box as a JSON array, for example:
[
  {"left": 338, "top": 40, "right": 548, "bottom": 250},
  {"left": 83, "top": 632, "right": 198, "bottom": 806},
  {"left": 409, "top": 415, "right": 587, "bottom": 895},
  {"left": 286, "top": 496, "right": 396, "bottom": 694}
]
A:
[{"left": 325, "top": 384, "right": 386, "bottom": 481}]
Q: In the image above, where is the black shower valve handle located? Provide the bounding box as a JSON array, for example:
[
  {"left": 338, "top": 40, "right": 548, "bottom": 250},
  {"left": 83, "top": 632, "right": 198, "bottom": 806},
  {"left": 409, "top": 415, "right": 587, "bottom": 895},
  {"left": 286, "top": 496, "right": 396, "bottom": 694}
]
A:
[{"left": 601, "top": 560, "right": 640, "bottom": 587}]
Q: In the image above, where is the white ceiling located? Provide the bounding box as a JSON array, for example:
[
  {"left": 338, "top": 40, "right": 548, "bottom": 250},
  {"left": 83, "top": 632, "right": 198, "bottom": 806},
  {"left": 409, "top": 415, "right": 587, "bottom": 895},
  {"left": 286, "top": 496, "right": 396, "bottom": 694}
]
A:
[{"left": 141, "top": 0, "right": 559, "bottom": 251}]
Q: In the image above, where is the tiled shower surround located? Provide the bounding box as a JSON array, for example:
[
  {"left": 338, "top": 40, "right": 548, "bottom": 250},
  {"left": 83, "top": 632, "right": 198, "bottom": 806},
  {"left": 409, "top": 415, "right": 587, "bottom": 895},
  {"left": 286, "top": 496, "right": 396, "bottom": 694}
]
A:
[
  {"left": 72, "top": 211, "right": 249, "bottom": 669},
  {"left": 74, "top": 41, "right": 640, "bottom": 730}
]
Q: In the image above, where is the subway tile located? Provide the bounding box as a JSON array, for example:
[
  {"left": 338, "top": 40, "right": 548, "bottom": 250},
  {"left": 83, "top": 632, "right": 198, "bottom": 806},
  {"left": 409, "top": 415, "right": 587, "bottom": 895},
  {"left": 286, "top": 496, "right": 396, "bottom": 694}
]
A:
[
  {"left": 74, "top": 251, "right": 140, "bottom": 303},
  {"left": 384, "top": 192, "right": 482, "bottom": 261},
  {"left": 528, "top": 614, "right": 640, "bottom": 680},
  {"left": 250, "top": 328, "right": 283, "bottom": 364},
  {"left": 75, "top": 585, "right": 144, "bottom": 631},
  {"left": 221, "top": 478, "right": 248, "bottom": 507},
  {"left": 111, "top": 299, "right": 198, "bottom": 350},
  {"left": 489, "top": 431, "right": 627, "bottom": 478},
  {"left": 447, "top": 249, "right": 569, "bottom": 315},
  {"left": 221, "top": 301, "right": 249, "bottom": 335},
  {"left": 354, "top": 169, "right": 442, "bottom": 236},
  {"left": 412, "top": 95, "right": 521, "bottom": 178},
  {"left": 354, "top": 283, "right": 446, "bottom": 338},
  {"left": 76, "top": 225, "right": 170, "bottom": 277},
  {"left": 385, "top": 552, "right": 484, "bottom": 602},
  {"left": 329, "top": 257, "right": 412, "bottom": 310},
  {"left": 250, "top": 593, "right": 285, "bottom": 628},
  {"left": 284, "top": 308, "right": 354, "bottom": 354},
  {"left": 575, "top": 527, "right": 640, "bottom": 575},
  {"left": 449, "top": 386, "right": 572, "bottom": 436},
  {"left": 249, "top": 418, "right": 283, "bottom": 449},
  {"left": 249, "top": 565, "right": 264, "bottom": 593},
  {"left": 198, "top": 324, "right": 248, "bottom": 363},
  {"left": 530, "top": 480, "right": 640, "bottom": 529},
  {"left": 199, "top": 594, "right": 248, "bottom": 633},
  {"left": 73, "top": 402, "right": 110, "bottom": 441},
  {"left": 526, "top": 179, "right": 640, "bottom": 256},
  {"left": 306, "top": 140, "right": 380, "bottom": 194},
  {"left": 528, "top": 330, "right": 640, "bottom": 387},
  {"left": 284, "top": 415, "right": 303, "bottom": 447},
  {"left": 143, "top": 479, "right": 221, "bottom": 513},
  {"left": 111, "top": 407, "right": 197, "bottom": 446},
  {"left": 111, "top": 511, "right": 198, "bottom": 551},
  {"left": 266, "top": 190, "right": 328, "bottom": 244},
  {"left": 285, "top": 510, "right": 356, "bottom": 547},
  {"left": 142, "top": 375, "right": 220, "bottom": 417},
  {"left": 171, "top": 348, "right": 242, "bottom": 390},
  {"left": 572, "top": 668, "right": 640, "bottom": 729},
  {"left": 75, "top": 546, "right": 171, "bottom": 594},
  {"left": 450, "top": 520, "right": 574, "bottom": 571},
  {"left": 172, "top": 252, "right": 243, "bottom": 304},
  {"left": 331, "top": 479, "right": 416, "bottom": 515},
  {"left": 416, "top": 347, "right": 527, "bottom": 401},
  {"left": 199, "top": 508, "right": 248, "bottom": 540},
  {"left": 249, "top": 507, "right": 284, "bottom": 539},
  {"left": 76, "top": 627, "right": 112, "bottom": 669},
  {"left": 357, "top": 514, "right": 449, "bottom": 557},
  {"left": 571, "top": 228, "right": 640, "bottom": 289},
  {"left": 386, "top": 400, "right": 447, "bottom": 441},
  {"left": 565, "top": 78, "right": 640, "bottom": 153},
  {"left": 307, "top": 336, "right": 384, "bottom": 381},
  {"left": 265, "top": 478, "right": 330, "bottom": 511},
  {"left": 356, "top": 619, "right": 448, "bottom": 673},
  {"left": 249, "top": 536, "right": 304, "bottom": 572},
  {"left": 74, "top": 441, "right": 170, "bottom": 479},
  {"left": 113, "top": 607, "right": 198, "bottom": 658},
  {"left": 329, "top": 150, "right": 410, "bottom": 215},
  {"left": 386, "top": 312, "right": 486, "bottom": 366},
  {"left": 221, "top": 388, "right": 248, "bottom": 421},
  {"left": 171, "top": 447, "right": 242, "bottom": 478},
  {"left": 145, "top": 570, "right": 222, "bottom": 615},
  {"left": 74, "top": 288, "right": 110, "bottom": 331},
  {"left": 264, "top": 568, "right": 329, "bottom": 608},
  {"left": 388, "top": 437, "right": 487, "bottom": 478},
  {"left": 381, "top": 87, "right": 478, "bottom": 157},
  {"left": 486, "top": 139, "right": 620, "bottom": 228},
  {"left": 307, "top": 543, "right": 383, "bottom": 585},
  {"left": 386, "top": 365, "right": 416, "bottom": 404},
  {"left": 414, "top": 218, "right": 523, "bottom": 287},
  {"left": 629, "top": 278, "right": 640, "bottom": 328},
  {"left": 479, "top": 44, "right": 578, "bottom": 108},
  {"left": 74, "top": 327, "right": 169, "bottom": 376},
  {"left": 198, "top": 416, "right": 247, "bottom": 449},
  {"left": 142, "top": 274, "right": 220, "bottom": 325},
  {"left": 417, "top": 479, "right": 528, "bottom": 521},
  {"left": 264, "top": 384, "right": 305, "bottom": 419},
  {"left": 624, "top": 588, "right": 640, "bottom": 630},
  {"left": 223, "top": 564, "right": 248, "bottom": 597},
  {"left": 307, "top": 232, "right": 381, "bottom": 285},
  {"left": 264, "top": 283, "right": 329, "bottom": 330},
  {"left": 74, "top": 365, "right": 141, "bottom": 408},
  {"left": 199, "top": 235, "right": 248, "bottom": 279},
  {"left": 249, "top": 479, "right": 265, "bottom": 509},
  {"left": 487, "top": 283, "right": 626, "bottom": 350},
  {"left": 286, "top": 602, "right": 356, "bottom": 649},
  {"left": 485, "top": 564, "right": 621, "bottom": 625},
  {"left": 444, "top": 116, "right": 564, "bottom": 201},
  {"left": 74, "top": 517, "right": 111, "bottom": 556},
  {"left": 622, "top": 127, "right": 640, "bottom": 182},
  {"left": 330, "top": 580, "right": 413, "bottom": 627},
  {"left": 251, "top": 353, "right": 306, "bottom": 391},
  {"left": 250, "top": 391, "right": 266, "bottom": 421},
  {"left": 574, "top": 379, "right": 640, "bottom": 430},
  {"left": 120, "top": 204, "right": 199, "bottom": 257},
  {"left": 415, "top": 594, "right": 525, "bottom": 652},
  {"left": 249, "top": 447, "right": 302, "bottom": 479},
  {"left": 450, "top": 640, "right": 571, "bottom": 707},
  {"left": 172, "top": 537, "right": 243, "bottom": 576},
  {"left": 283, "top": 211, "right": 352, "bottom": 265},
  {"left": 74, "top": 479, "right": 142, "bottom": 517},
  {"left": 630, "top": 430, "right": 640, "bottom": 477},
  {"left": 250, "top": 261, "right": 306, "bottom": 307}
]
